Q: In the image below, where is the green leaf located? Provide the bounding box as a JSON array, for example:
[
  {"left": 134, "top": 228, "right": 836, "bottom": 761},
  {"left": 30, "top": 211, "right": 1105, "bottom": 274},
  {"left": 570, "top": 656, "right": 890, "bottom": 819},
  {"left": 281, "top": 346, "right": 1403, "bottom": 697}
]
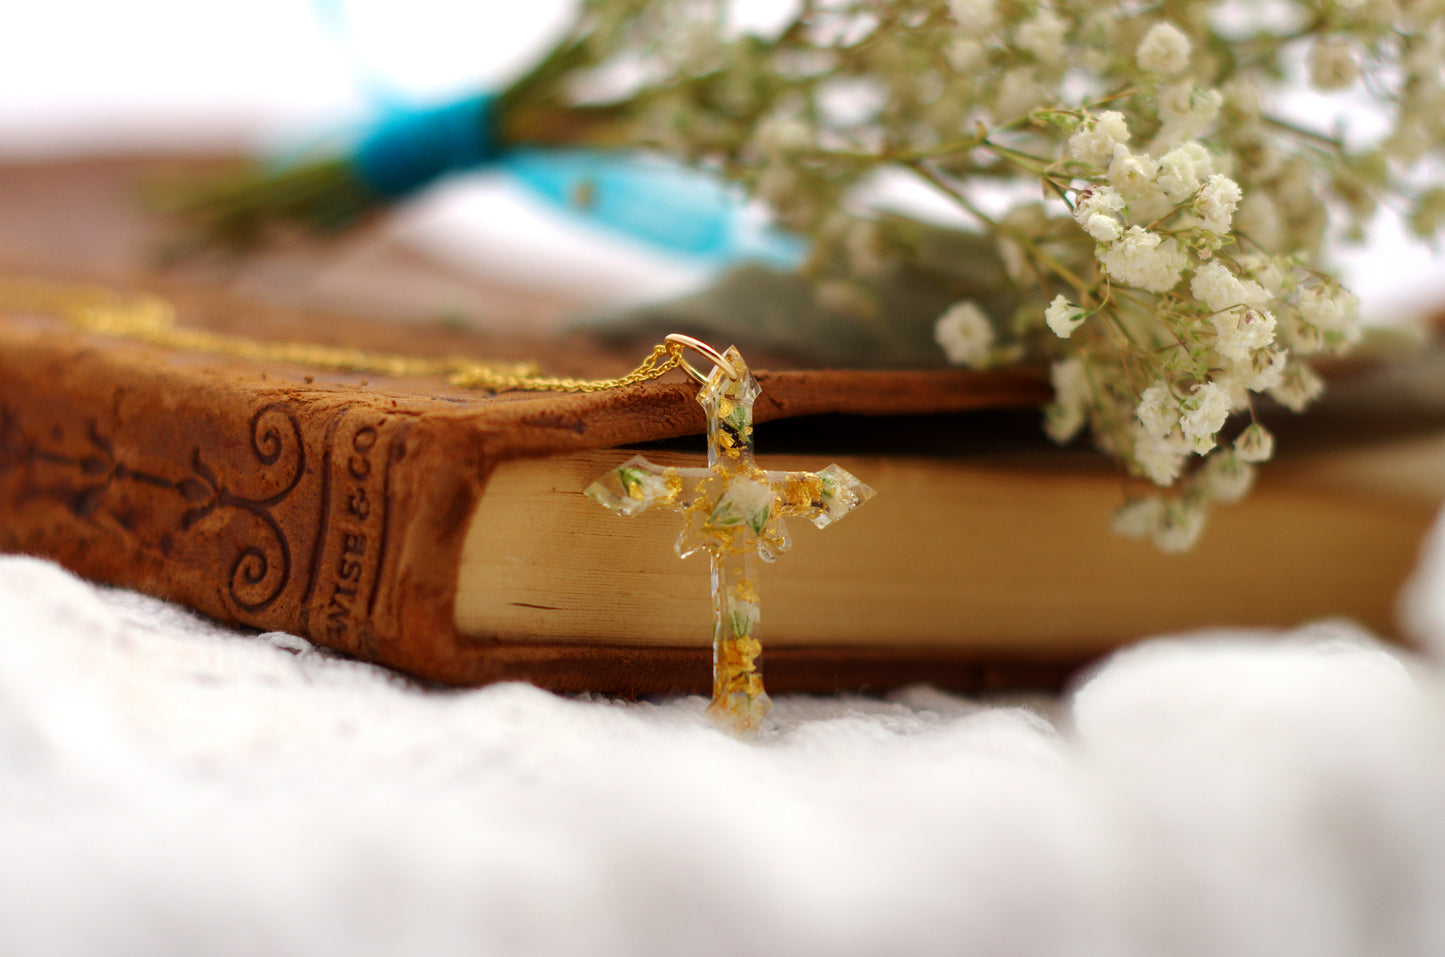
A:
[
  {"left": 747, "top": 503, "right": 770, "bottom": 535},
  {"left": 725, "top": 404, "right": 751, "bottom": 437},
  {"left": 710, "top": 500, "right": 742, "bottom": 525},
  {"left": 618, "top": 466, "right": 647, "bottom": 496},
  {"left": 731, "top": 610, "right": 751, "bottom": 637}
]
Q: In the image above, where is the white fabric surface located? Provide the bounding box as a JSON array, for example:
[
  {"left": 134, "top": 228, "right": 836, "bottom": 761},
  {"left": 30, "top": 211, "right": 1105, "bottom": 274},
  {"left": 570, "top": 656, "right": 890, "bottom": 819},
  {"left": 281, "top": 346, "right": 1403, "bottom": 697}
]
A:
[{"left": 4, "top": 514, "right": 1445, "bottom": 957}]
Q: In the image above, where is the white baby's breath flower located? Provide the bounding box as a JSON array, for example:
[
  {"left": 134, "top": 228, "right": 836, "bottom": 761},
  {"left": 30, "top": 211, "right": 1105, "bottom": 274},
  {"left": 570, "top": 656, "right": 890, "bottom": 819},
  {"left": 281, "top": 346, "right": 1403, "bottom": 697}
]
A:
[
  {"left": 1282, "top": 313, "right": 1328, "bottom": 355},
  {"left": 815, "top": 466, "right": 867, "bottom": 525},
  {"left": 1045, "top": 295, "right": 1084, "bottom": 338},
  {"left": 1179, "top": 379, "right": 1232, "bottom": 452},
  {"left": 1240, "top": 277, "right": 1272, "bottom": 308},
  {"left": 934, "top": 300, "right": 995, "bottom": 368},
  {"left": 1014, "top": 10, "right": 1067, "bottom": 60},
  {"left": 1297, "top": 284, "right": 1361, "bottom": 338},
  {"left": 1183, "top": 86, "right": 1223, "bottom": 123},
  {"left": 1072, "top": 185, "right": 1126, "bottom": 240},
  {"left": 1210, "top": 373, "right": 1251, "bottom": 412},
  {"left": 1135, "top": 381, "right": 1179, "bottom": 437},
  {"left": 1068, "top": 111, "right": 1131, "bottom": 167},
  {"left": 1199, "top": 451, "right": 1256, "bottom": 503},
  {"left": 1293, "top": 292, "right": 1362, "bottom": 354},
  {"left": 1082, "top": 213, "right": 1123, "bottom": 242},
  {"left": 1387, "top": 121, "right": 1432, "bottom": 167},
  {"left": 1235, "top": 191, "right": 1284, "bottom": 250},
  {"left": 949, "top": 0, "right": 999, "bottom": 33},
  {"left": 1236, "top": 129, "right": 1286, "bottom": 180},
  {"left": 1156, "top": 142, "right": 1214, "bottom": 201},
  {"left": 1115, "top": 494, "right": 1211, "bottom": 551},
  {"left": 1136, "top": 22, "right": 1192, "bottom": 75},
  {"left": 1223, "top": 77, "right": 1262, "bottom": 119},
  {"left": 994, "top": 203, "right": 1048, "bottom": 282},
  {"left": 1108, "top": 145, "right": 1158, "bottom": 197},
  {"left": 1272, "top": 158, "right": 1322, "bottom": 220},
  {"left": 1191, "top": 261, "right": 1244, "bottom": 313},
  {"left": 1073, "top": 185, "right": 1125, "bottom": 221},
  {"left": 1127, "top": 184, "right": 1175, "bottom": 223},
  {"left": 1309, "top": 37, "right": 1358, "bottom": 90},
  {"left": 1112, "top": 496, "right": 1163, "bottom": 538},
  {"left": 1236, "top": 347, "right": 1288, "bottom": 391},
  {"left": 714, "top": 475, "right": 774, "bottom": 532},
  {"left": 1095, "top": 111, "right": 1131, "bottom": 147},
  {"left": 1268, "top": 363, "right": 1325, "bottom": 412},
  {"left": 997, "top": 239, "right": 1027, "bottom": 282},
  {"left": 1097, "top": 226, "right": 1188, "bottom": 293},
  {"left": 1239, "top": 254, "right": 1290, "bottom": 296},
  {"left": 993, "top": 67, "right": 1051, "bottom": 122},
  {"left": 1157, "top": 83, "right": 1196, "bottom": 125},
  {"left": 1132, "top": 424, "right": 1190, "bottom": 485},
  {"left": 1155, "top": 85, "right": 1223, "bottom": 148},
  {"left": 725, "top": 591, "right": 761, "bottom": 635},
  {"left": 1235, "top": 422, "right": 1276, "bottom": 463},
  {"left": 1211, "top": 307, "right": 1276, "bottom": 363},
  {"left": 1156, "top": 83, "right": 1213, "bottom": 124},
  {"left": 1045, "top": 356, "right": 1090, "bottom": 443},
  {"left": 1195, "top": 174, "right": 1242, "bottom": 234},
  {"left": 946, "top": 37, "right": 987, "bottom": 72},
  {"left": 1153, "top": 499, "right": 1206, "bottom": 552}
]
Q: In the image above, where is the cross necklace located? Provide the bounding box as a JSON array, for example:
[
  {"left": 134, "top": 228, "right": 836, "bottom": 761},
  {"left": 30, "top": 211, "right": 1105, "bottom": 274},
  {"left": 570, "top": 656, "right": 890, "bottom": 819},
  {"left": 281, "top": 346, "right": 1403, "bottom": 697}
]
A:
[{"left": 586, "top": 336, "right": 874, "bottom": 736}]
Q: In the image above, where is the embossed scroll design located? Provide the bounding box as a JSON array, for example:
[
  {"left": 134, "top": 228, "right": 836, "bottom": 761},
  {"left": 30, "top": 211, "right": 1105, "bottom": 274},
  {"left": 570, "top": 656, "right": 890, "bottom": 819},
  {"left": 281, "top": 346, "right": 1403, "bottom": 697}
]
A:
[
  {"left": 176, "top": 404, "right": 306, "bottom": 614},
  {"left": 0, "top": 401, "right": 306, "bottom": 617}
]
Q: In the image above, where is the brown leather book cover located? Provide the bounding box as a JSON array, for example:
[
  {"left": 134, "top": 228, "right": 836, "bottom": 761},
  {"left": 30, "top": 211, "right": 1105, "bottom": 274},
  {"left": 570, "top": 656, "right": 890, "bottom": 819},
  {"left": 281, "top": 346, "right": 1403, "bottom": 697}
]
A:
[{"left": 0, "top": 306, "right": 1057, "bottom": 693}]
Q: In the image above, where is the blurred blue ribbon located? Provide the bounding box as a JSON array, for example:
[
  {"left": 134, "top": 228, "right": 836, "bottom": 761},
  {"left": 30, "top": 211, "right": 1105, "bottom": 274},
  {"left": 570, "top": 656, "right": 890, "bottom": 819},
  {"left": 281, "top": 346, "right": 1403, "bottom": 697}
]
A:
[
  {"left": 352, "top": 94, "right": 502, "bottom": 198},
  {"left": 346, "top": 94, "right": 805, "bottom": 269}
]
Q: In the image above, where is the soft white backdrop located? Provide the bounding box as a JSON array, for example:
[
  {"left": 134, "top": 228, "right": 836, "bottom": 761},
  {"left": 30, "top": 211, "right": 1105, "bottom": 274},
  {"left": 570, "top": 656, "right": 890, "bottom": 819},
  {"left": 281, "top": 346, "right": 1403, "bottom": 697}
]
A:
[{"left": 4, "top": 527, "right": 1445, "bottom": 957}]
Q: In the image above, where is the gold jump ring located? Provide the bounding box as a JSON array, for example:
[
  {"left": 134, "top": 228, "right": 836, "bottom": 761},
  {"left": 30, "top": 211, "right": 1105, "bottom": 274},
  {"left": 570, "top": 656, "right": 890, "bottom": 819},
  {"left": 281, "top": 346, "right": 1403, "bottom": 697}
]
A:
[{"left": 665, "top": 334, "right": 737, "bottom": 385}]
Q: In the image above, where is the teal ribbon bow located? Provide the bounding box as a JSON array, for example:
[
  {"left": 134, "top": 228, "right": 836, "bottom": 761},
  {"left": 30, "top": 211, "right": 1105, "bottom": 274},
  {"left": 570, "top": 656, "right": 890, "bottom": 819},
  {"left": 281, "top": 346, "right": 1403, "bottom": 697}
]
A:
[
  {"left": 347, "top": 94, "right": 804, "bottom": 269},
  {"left": 352, "top": 94, "right": 501, "bottom": 199}
]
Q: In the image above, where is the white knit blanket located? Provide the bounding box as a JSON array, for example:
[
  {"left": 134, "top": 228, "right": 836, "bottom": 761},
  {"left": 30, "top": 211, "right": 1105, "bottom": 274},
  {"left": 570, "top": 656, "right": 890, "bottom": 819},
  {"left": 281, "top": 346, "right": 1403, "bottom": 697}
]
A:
[{"left": 4, "top": 514, "right": 1445, "bottom": 957}]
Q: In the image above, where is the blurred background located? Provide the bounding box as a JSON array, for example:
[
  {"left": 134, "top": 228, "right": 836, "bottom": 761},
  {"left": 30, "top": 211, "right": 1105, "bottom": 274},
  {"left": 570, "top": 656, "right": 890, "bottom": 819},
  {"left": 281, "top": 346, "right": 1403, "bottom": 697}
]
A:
[
  {"left": 3, "top": 0, "right": 1444, "bottom": 332},
  {"left": 0, "top": 0, "right": 722, "bottom": 327}
]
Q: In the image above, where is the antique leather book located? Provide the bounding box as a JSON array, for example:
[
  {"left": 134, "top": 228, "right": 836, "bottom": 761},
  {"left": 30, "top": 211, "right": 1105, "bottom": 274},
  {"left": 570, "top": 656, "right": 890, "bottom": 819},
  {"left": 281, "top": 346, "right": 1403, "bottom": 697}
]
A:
[{"left": 0, "top": 300, "right": 1073, "bottom": 692}]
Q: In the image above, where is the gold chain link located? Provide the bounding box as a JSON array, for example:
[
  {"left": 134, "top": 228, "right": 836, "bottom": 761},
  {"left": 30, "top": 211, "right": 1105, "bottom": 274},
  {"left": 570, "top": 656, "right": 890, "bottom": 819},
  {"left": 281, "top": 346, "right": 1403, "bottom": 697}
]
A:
[{"left": 0, "top": 276, "right": 692, "bottom": 393}]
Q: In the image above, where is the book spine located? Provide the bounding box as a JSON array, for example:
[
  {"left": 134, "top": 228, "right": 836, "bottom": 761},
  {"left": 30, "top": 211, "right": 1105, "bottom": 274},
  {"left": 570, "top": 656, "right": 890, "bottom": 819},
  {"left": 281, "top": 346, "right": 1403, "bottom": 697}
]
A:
[{"left": 0, "top": 324, "right": 476, "bottom": 671}]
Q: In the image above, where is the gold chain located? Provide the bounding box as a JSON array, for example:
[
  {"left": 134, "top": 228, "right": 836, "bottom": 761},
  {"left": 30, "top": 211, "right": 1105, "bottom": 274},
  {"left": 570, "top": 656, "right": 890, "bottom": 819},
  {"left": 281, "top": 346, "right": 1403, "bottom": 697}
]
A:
[{"left": 0, "top": 276, "right": 695, "bottom": 393}]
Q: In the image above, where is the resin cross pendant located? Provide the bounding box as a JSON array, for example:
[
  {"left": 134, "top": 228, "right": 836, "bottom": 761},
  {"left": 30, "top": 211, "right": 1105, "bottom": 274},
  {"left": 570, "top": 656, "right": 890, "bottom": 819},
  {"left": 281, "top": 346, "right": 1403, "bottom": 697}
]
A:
[{"left": 585, "top": 342, "right": 874, "bottom": 736}]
